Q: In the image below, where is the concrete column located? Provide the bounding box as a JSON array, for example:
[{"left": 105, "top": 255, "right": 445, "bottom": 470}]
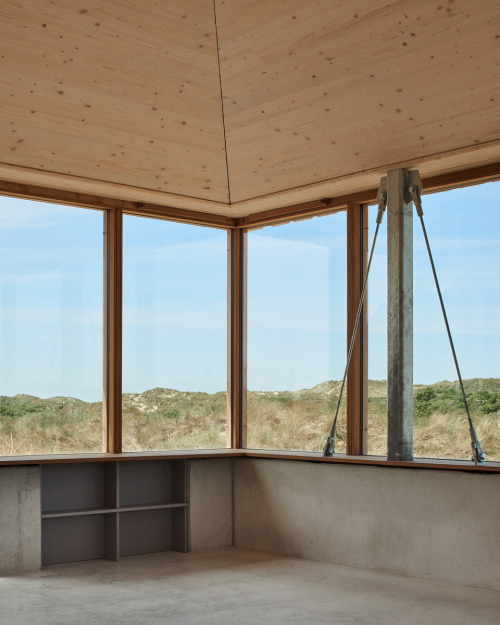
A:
[
  {"left": 387, "top": 168, "right": 413, "bottom": 461},
  {"left": 189, "top": 459, "right": 234, "bottom": 551},
  {"left": 0, "top": 466, "right": 41, "bottom": 573}
]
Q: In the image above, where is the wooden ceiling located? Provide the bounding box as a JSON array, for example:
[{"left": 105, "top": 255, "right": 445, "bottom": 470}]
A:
[{"left": 1, "top": 0, "right": 499, "bottom": 217}]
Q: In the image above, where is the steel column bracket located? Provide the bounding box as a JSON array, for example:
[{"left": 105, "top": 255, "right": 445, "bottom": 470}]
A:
[
  {"left": 408, "top": 170, "right": 424, "bottom": 217},
  {"left": 376, "top": 177, "right": 387, "bottom": 224},
  {"left": 407, "top": 170, "right": 423, "bottom": 200}
]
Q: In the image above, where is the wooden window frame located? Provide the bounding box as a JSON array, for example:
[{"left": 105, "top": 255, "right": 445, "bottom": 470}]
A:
[
  {"left": 0, "top": 162, "right": 499, "bottom": 462},
  {"left": 103, "top": 208, "right": 123, "bottom": 453},
  {"left": 346, "top": 202, "right": 368, "bottom": 456},
  {"left": 227, "top": 229, "right": 247, "bottom": 448}
]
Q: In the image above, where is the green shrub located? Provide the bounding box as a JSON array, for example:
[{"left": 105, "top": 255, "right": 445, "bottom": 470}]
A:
[
  {"left": 468, "top": 390, "right": 500, "bottom": 414},
  {"left": 414, "top": 387, "right": 436, "bottom": 419}
]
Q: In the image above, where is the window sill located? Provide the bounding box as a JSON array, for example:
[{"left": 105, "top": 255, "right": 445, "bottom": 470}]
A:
[
  {"left": 243, "top": 449, "right": 500, "bottom": 472},
  {"left": 0, "top": 448, "right": 244, "bottom": 466},
  {"left": 0, "top": 448, "right": 499, "bottom": 472}
]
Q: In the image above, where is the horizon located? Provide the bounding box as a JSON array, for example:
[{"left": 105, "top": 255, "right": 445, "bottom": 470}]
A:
[{"left": 2, "top": 375, "right": 499, "bottom": 404}]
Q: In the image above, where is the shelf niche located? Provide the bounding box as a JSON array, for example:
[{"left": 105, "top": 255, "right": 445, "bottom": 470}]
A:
[{"left": 41, "top": 460, "right": 188, "bottom": 565}]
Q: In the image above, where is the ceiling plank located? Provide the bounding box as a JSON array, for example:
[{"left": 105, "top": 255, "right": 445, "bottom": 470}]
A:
[
  {"left": 0, "top": 0, "right": 229, "bottom": 202},
  {"left": 217, "top": 0, "right": 500, "bottom": 202},
  {"left": 0, "top": 0, "right": 499, "bottom": 216}
]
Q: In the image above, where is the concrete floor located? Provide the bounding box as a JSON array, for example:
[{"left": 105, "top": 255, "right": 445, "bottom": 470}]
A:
[{"left": 1, "top": 549, "right": 499, "bottom": 625}]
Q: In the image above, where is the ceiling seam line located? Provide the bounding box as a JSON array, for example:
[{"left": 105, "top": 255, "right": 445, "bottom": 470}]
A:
[{"left": 212, "top": 0, "right": 232, "bottom": 205}]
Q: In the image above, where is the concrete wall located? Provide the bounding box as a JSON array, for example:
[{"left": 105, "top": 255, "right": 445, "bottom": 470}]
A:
[
  {"left": 1, "top": 456, "right": 498, "bottom": 592},
  {"left": 0, "top": 466, "right": 41, "bottom": 573},
  {"left": 234, "top": 459, "right": 500, "bottom": 591},
  {"left": 189, "top": 459, "right": 233, "bottom": 552}
]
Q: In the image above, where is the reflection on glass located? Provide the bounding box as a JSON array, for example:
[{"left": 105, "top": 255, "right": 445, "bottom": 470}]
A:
[
  {"left": 413, "top": 182, "right": 500, "bottom": 461},
  {"left": 246, "top": 212, "right": 347, "bottom": 452},
  {"left": 122, "top": 216, "right": 227, "bottom": 451},
  {"left": 0, "top": 198, "right": 103, "bottom": 455}
]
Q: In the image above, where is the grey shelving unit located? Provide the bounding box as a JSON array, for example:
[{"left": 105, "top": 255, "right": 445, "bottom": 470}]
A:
[{"left": 41, "top": 460, "right": 188, "bottom": 565}]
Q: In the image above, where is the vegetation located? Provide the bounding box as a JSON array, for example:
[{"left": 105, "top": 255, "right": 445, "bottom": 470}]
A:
[
  {"left": 0, "top": 379, "right": 499, "bottom": 461},
  {"left": 365, "top": 379, "right": 500, "bottom": 460}
]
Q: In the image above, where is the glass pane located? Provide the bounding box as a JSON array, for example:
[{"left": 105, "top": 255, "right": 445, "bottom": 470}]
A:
[
  {"left": 413, "top": 181, "right": 500, "bottom": 461},
  {"left": 0, "top": 198, "right": 103, "bottom": 455},
  {"left": 367, "top": 204, "right": 388, "bottom": 456},
  {"left": 122, "top": 217, "right": 227, "bottom": 451},
  {"left": 247, "top": 212, "right": 347, "bottom": 452}
]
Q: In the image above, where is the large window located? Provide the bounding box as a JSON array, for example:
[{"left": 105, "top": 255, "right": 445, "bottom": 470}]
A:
[
  {"left": 413, "top": 182, "right": 500, "bottom": 461},
  {"left": 366, "top": 180, "right": 500, "bottom": 462},
  {"left": 246, "top": 212, "right": 347, "bottom": 451},
  {"left": 0, "top": 198, "right": 103, "bottom": 455},
  {"left": 1, "top": 174, "right": 498, "bottom": 465},
  {"left": 122, "top": 216, "right": 227, "bottom": 451}
]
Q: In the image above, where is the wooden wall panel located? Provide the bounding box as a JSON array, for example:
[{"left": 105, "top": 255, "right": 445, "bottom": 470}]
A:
[
  {"left": 217, "top": 0, "right": 500, "bottom": 203},
  {"left": 0, "top": 0, "right": 229, "bottom": 203}
]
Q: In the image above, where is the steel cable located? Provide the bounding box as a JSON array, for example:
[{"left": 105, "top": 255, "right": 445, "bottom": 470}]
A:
[
  {"left": 410, "top": 187, "right": 485, "bottom": 465},
  {"left": 323, "top": 196, "right": 386, "bottom": 456}
]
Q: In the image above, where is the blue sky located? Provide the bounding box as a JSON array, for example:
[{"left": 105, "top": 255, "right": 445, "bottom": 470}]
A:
[
  {"left": 122, "top": 215, "right": 227, "bottom": 396},
  {"left": 247, "top": 212, "right": 347, "bottom": 391},
  {"left": 245, "top": 181, "right": 500, "bottom": 390},
  {"left": 0, "top": 202, "right": 103, "bottom": 401},
  {"left": 368, "top": 182, "right": 500, "bottom": 385},
  {"left": 0, "top": 180, "right": 498, "bottom": 400}
]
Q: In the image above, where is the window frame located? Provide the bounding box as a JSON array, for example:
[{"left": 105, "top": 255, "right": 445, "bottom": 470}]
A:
[{"left": 0, "top": 163, "right": 498, "bottom": 468}]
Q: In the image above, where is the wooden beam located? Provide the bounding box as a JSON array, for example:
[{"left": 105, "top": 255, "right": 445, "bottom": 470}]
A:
[
  {"left": 0, "top": 180, "right": 235, "bottom": 229},
  {"left": 346, "top": 202, "right": 368, "bottom": 455},
  {"left": 235, "top": 191, "right": 375, "bottom": 229},
  {"left": 227, "top": 229, "right": 247, "bottom": 448},
  {"left": 234, "top": 162, "right": 500, "bottom": 229},
  {"left": 421, "top": 162, "right": 500, "bottom": 195},
  {"left": 1, "top": 162, "right": 499, "bottom": 232},
  {"left": 124, "top": 203, "right": 234, "bottom": 229},
  {"left": 103, "top": 209, "right": 123, "bottom": 454}
]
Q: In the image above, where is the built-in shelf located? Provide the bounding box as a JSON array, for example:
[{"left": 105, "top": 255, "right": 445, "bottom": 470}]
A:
[
  {"left": 41, "top": 459, "right": 188, "bottom": 565},
  {"left": 118, "top": 502, "right": 188, "bottom": 512},
  {"left": 42, "top": 507, "right": 118, "bottom": 519},
  {"left": 41, "top": 503, "right": 189, "bottom": 519}
]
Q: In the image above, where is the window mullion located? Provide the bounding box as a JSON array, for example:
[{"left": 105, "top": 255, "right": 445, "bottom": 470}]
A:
[
  {"left": 346, "top": 202, "right": 368, "bottom": 455},
  {"left": 228, "top": 228, "right": 247, "bottom": 449},
  {"left": 103, "top": 208, "right": 123, "bottom": 454}
]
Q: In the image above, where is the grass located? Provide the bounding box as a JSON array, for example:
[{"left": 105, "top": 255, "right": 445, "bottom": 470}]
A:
[
  {"left": 122, "top": 388, "right": 227, "bottom": 451},
  {"left": 247, "top": 382, "right": 347, "bottom": 453},
  {"left": 0, "top": 379, "right": 499, "bottom": 461},
  {"left": 0, "top": 395, "right": 103, "bottom": 455},
  {"left": 367, "top": 379, "right": 500, "bottom": 460}
]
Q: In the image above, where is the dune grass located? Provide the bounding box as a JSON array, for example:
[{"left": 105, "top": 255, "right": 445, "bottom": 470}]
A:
[{"left": 0, "top": 379, "right": 499, "bottom": 461}]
